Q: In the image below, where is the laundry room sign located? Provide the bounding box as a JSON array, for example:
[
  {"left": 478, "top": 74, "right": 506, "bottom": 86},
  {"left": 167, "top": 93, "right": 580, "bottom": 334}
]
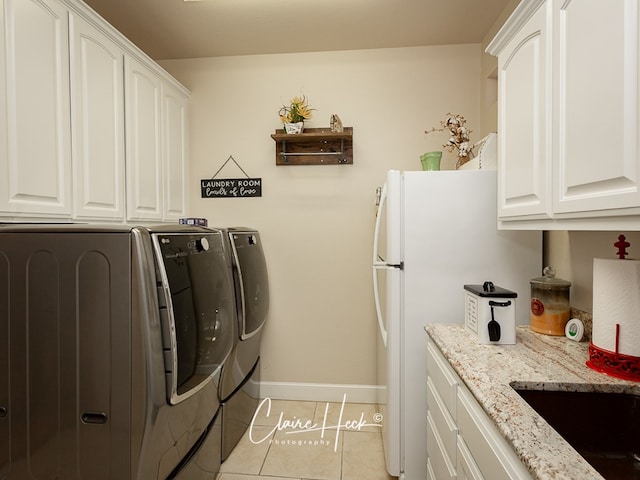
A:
[
  {"left": 201, "top": 178, "right": 262, "bottom": 198},
  {"left": 201, "top": 155, "right": 262, "bottom": 198}
]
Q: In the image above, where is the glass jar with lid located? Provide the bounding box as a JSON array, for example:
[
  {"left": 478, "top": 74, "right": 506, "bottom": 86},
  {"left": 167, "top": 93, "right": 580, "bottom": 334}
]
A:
[{"left": 530, "top": 266, "right": 571, "bottom": 335}]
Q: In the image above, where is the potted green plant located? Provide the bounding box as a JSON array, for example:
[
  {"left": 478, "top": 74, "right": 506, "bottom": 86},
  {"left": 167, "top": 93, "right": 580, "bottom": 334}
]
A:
[{"left": 279, "top": 96, "right": 314, "bottom": 134}]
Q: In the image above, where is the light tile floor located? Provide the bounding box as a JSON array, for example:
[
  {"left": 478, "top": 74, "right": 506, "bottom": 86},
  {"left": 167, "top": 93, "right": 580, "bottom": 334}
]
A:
[{"left": 217, "top": 399, "right": 396, "bottom": 480}]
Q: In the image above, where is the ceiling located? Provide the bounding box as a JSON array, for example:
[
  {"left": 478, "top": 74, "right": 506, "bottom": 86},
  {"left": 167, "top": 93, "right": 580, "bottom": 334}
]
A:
[{"left": 82, "top": 0, "right": 515, "bottom": 60}]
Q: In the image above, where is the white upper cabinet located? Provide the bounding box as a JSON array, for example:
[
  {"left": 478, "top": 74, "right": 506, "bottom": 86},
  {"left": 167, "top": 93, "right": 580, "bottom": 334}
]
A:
[
  {"left": 0, "top": 0, "right": 189, "bottom": 223},
  {"left": 125, "top": 55, "right": 163, "bottom": 222},
  {"left": 124, "top": 55, "right": 189, "bottom": 222},
  {"left": 552, "top": 0, "right": 640, "bottom": 215},
  {"left": 493, "top": 1, "right": 551, "bottom": 220},
  {"left": 0, "top": 0, "right": 72, "bottom": 217},
  {"left": 162, "top": 83, "right": 188, "bottom": 221},
  {"left": 488, "top": 0, "right": 640, "bottom": 230},
  {"left": 69, "top": 12, "right": 125, "bottom": 221}
]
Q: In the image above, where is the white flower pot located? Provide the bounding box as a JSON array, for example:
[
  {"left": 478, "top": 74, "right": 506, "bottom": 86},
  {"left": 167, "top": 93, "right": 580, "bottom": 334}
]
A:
[{"left": 284, "top": 122, "right": 304, "bottom": 134}]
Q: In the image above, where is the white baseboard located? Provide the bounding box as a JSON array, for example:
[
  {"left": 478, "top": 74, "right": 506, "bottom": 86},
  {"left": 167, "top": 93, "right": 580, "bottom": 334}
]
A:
[{"left": 258, "top": 381, "right": 382, "bottom": 404}]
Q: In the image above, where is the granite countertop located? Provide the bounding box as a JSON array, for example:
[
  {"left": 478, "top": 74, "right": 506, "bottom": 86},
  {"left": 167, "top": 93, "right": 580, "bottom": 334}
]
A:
[{"left": 425, "top": 324, "right": 640, "bottom": 480}]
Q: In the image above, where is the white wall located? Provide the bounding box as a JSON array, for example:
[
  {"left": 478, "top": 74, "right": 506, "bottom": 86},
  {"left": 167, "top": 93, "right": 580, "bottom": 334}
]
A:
[
  {"left": 161, "top": 45, "right": 481, "bottom": 400},
  {"left": 479, "top": 0, "right": 519, "bottom": 137},
  {"left": 545, "top": 231, "right": 640, "bottom": 312}
]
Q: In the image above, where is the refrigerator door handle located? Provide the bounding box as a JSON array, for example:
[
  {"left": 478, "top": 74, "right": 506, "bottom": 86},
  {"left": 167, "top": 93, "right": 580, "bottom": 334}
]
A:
[
  {"left": 373, "top": 260, "right": 403, "bottom": 269},
  {"left": 372, "top": 264, "right": 388, "bottom": 347},
  {"left": 372, "top": 182, "right": 388, "bottom": 264}
]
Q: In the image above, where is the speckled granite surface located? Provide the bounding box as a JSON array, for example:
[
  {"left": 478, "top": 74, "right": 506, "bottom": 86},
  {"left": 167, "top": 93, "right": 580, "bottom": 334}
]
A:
[{"left": 425, "top": 324, "right": 640, "bottom": 480}]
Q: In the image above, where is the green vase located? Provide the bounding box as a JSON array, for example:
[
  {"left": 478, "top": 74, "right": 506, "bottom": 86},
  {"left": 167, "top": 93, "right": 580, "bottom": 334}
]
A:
[{"left": 420, "top": 151, "right": 442, "bottom": 171}]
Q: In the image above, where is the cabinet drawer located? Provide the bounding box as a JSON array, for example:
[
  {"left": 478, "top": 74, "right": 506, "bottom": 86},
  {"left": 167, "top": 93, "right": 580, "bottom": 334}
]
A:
[
  {"left": 426, "top": 412, "right": 456, "bottom": 480},
  {"left": 457, "top": 436, "right": 484, "bottom": 480},
  {"left": 426, "top": 377, "right": 457, "bottom": 463},
  {"left": 426, "top": 338, "right": 458, "bottom": 419},
  {"left": 457, "top": 384, "right": 532, "bottom": 479}
]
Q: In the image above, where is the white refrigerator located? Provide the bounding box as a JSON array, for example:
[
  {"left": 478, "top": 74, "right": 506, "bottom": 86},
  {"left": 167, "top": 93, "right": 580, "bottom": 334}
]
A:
[{"left": 372, "top": 170, "right": 541, "bottom": 479}]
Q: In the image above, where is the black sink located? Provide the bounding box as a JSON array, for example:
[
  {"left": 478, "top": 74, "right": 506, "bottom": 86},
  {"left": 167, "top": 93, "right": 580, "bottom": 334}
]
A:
[{"left": 513, "top": 388, "right": 640, "bottom": 479}]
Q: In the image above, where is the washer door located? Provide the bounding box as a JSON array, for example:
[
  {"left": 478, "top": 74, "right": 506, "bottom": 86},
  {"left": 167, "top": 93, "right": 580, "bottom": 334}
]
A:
[{"left": 154, "top": 231, "right": 236, "bottom": 404}]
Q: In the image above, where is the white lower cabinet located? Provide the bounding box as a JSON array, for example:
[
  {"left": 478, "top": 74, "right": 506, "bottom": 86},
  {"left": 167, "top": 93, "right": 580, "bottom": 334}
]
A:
[
  {"left": 457, "top": 436, "right": 484, "bottom": 480},
  {"left": 426, "top": 337, "right": 532, "bottom": 479},
  {"left": 456, "top": 383, "right": 532, "bottom": 479},
  {"left": 426, "top": 412, "right": 456, "bottom": 480}
]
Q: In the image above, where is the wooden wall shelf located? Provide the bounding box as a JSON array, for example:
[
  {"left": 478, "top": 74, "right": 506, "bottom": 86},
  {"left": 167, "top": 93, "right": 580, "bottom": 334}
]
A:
[{"left": 271, "top": 127, "right": 353, "bottom": 165}]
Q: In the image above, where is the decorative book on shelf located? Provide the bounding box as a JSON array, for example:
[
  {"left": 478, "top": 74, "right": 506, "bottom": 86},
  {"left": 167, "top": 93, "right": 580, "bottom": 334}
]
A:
[{"left": 271, "top": 127, "right": 353, "bottom": 165}]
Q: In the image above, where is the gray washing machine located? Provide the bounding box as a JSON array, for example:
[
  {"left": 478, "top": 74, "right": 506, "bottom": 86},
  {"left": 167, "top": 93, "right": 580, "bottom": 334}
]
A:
[
  {"left": 219, "top": 228, "right": 269, "bottom": 461},
  {"left": 0, "top": 224, "right": 236, "bottom": 480}
]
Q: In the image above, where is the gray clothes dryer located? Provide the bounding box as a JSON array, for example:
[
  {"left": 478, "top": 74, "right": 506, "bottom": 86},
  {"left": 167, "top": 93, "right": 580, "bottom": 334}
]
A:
[{"left": 219, "top": 228, "right": 270, "bottom": 461}]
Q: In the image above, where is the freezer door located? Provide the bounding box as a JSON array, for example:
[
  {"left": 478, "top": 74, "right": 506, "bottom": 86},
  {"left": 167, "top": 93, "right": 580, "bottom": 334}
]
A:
[
  {"left": 373, "top": 170, "right": 402, "bottom": 267},
  {"left": 373, "top": 184, "right": 388, "bottom": 266}
]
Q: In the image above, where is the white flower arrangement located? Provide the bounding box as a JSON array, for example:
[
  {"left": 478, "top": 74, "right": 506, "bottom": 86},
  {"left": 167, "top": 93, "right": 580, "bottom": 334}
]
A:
[{"left": 425, "top": 113, "right": 475, "bottom": 169}]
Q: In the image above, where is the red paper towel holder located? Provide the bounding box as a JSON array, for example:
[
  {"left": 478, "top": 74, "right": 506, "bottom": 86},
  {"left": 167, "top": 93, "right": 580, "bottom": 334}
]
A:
[
  {"left": 587, "top": 236, "right": 640, "bottom": 381},
  {"left": 587, "top": 327, "right": 640, "bottom": 382}
]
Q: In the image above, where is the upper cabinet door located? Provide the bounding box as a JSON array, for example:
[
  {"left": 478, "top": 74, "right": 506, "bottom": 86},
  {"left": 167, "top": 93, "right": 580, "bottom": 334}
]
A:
[
  {"left": 124, "top": 54, "right": 163, "bottom": 221},
  {"left": 69, "top": 13, "right": 125, "bottom": 221},
  {"left": 162, "top": 83, "right": 188, "bottom": 220},
  {"left": 495, "top": 1, "right": 551, "bottom": 219},
  {"left": 0, "top": 0, "right": 71, "bottom": 217},
  {"left": 552, "top": 0, "right": 640, "bottom": 214}
]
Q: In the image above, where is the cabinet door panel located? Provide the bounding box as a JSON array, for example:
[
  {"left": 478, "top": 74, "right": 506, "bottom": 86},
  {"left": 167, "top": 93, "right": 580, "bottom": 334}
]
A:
[
  {"left": 162, "top": 84, "right": 188, "bottom": 220},
  {"left": 497, "top": 3, "right": 550, "bottom": 218},
  {"left": 554, "top": 0, "right": 640, "bottom": 213},
  {"left": 457, "top": 437, "right": 484, "bottom": 480},
  {"left": 427, "top": 378, "right": 458, "bottom": 467},
  {"left": 70, "top": 13, "right": 125, "bottom": 220},
  {"left": 426, "top": 340, "right": 457, "bottom": 418},
  {"left": 426, "top": 413, "right": 456, "bottom": 480},
  {"left": 1, "top": 0, "right": 71, "bottom": 216},
  {"left": 125, "top": 55, "right": 162, "bottom": 221},
  {"left": 457, "top": 384, "right": 532, "bottom": 479}
]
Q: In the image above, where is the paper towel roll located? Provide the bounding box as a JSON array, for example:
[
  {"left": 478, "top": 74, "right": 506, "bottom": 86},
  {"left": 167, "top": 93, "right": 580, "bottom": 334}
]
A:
[{"left": 592, "top": 258, "right": 640, "bottom": 356}]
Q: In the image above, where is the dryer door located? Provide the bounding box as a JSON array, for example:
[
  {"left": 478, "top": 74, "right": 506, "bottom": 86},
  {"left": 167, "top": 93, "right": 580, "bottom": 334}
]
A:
[{"left": 230, "top": 231, "right": 269, "bottom": 340}]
